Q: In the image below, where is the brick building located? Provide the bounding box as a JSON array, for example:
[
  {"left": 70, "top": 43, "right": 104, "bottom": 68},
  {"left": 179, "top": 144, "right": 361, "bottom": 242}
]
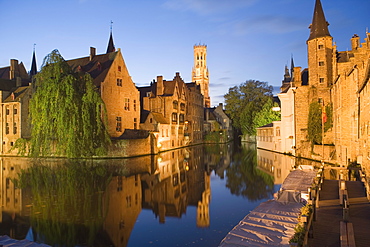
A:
[
  {"left": 138, "top": 72, "right": 204, "bottom": 151},
  {"left": 67, "top": 35, "right": 140, "bottom": 138},
  {"left": 260, "top": 0, "right": 370, "bottom": 176},
  {"left": 0, "top": 58, "right": 33, "bottom": 155}
]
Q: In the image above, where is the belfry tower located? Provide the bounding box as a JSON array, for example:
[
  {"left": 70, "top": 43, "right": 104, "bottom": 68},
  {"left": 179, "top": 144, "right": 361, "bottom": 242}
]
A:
[{"left": 192, "top": 44, "right": 210, "bottom": 108}]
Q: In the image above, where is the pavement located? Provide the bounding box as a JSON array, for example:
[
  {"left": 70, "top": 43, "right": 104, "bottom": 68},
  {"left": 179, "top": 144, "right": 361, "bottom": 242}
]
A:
[{"left": 308, "top": 179, "right": 370, "bottom": 247}]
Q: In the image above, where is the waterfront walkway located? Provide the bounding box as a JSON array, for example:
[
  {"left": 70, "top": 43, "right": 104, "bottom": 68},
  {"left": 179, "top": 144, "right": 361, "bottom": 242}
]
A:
[{"left": 309, "top": 179, "right": 370, "bottom": 247}]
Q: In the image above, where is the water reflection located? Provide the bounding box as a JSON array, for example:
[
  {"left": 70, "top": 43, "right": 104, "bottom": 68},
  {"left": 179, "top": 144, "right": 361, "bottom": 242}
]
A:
[
  {"left": 225, "top": 144, "right": 275, "bottom": 201},
  {"left": 0, "top": 144, "right": 295, "bottom": 247}
]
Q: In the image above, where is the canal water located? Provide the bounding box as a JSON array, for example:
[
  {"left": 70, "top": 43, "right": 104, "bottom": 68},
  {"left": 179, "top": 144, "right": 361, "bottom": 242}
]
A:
[{"left": 0, "top": 143, "right": 296, "bottom": 246}]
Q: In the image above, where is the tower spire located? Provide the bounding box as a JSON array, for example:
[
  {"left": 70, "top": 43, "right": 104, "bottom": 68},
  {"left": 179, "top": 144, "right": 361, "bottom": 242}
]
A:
[
  {"left": 30, "top": 43, "right": 37, "bottom": 79},
  {"left": 106, "top": 21, "right": 116, "bottom": 54},
  {"left": 308, "top": 0, "right": 331, "bottom": 41},
  {"left": 290, "top": 54, "right": 294, "bottom": 79}
]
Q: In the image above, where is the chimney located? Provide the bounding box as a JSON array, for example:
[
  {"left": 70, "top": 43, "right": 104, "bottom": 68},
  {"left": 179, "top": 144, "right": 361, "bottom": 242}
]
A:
[
  {"left": 90, "top": 47, "right": 96, "bottom": 61},
  {"left": 292, "top": 67, "right": 302, "bottom": 85},
  {"left": 10, "top": 59, "right": 19, "bottom": 80},
  {"left": 157, "top": 75, "right": 164, "bottom": 95},
  {"left": 351, "top": 34, "right": 360, "bottom": 51},
  {"left": 219, "top": 103, "right": 223, "bottom": 109}
]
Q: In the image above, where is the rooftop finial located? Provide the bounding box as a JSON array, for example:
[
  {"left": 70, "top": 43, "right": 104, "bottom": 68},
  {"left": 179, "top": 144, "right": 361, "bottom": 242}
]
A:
[
  {"left": 33, "top": 43, "right": 36, "bottom": 52},
  {"left": 110, "top": 20, "right": 113, "bottom": 32}
]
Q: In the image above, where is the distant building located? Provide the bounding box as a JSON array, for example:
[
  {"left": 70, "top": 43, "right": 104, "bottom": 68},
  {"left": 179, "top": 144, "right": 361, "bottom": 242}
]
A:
[
  {"left": 192, "top": 45, "right": 210, "bottom": 108},
  {"left": 204, "top": 103, "right": 233, "bottom": 143},
  {"left": 0, "top": 59, "right": 32, "bottom": 154},
  {"left": 138, "top": 72, "right": 204, "bottom": 151}
]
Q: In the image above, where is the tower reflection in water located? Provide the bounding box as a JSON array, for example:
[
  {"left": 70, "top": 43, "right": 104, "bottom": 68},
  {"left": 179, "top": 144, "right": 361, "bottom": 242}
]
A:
[
  {"left": 0, "top": 144, "right": 216, "bottom": 246},
  {"left": 0, "top": 143, "right": 295, "bottom": 247}
]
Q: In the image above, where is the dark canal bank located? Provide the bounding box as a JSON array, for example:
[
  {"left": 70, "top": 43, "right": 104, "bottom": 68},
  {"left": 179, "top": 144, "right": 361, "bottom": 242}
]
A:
[{"left": 0, "top": 143, "right": 295, "bottom": 246}]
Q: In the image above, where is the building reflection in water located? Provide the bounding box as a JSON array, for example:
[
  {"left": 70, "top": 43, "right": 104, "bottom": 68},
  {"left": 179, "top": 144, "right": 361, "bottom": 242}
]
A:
[
  {"left": 256, "top": 149, "right": 294, "bottom": 185},
  {"left": 0, "top": 144, "right": 234, "bottom": 246}
]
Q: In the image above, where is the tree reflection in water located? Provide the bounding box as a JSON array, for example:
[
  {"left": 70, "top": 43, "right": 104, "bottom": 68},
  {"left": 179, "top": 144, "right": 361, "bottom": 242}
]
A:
[
  {"left": 15, "top": 160, "right": 114, "bottom": 247},
  {"left": 225, "top": 144, "right": 275, "bottom": 201}
]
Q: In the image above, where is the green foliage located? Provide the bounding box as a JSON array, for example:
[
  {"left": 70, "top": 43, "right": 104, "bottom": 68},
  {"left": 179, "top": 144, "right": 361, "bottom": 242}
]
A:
[
  {"left": 224, "top": 80, "right": 273, "bottom": 136},
  {"left": 29, "top": 50, "right": 111, "bottom": 158},
  {"left": 15, "top": 160, "right": 112, "bottom": 246},
  {"left": 225, "top": 144, "right": 275, "bottom": 201},
  {"left": 307, "top": 101, "right": 323, "bottom": 145},
  {"left": 253, "top": 98, "right": 281, "bottom": 129},
  {"left": 307, "top": 101, "right": 333, "bottom": 146},
  {"left": 10, "top": 138, "right": 29, "bottom": 156},
  {"left": 300, "top": 204, "right": 312, "bottom": 216},
  {"left": 324, "top": 103, "right": 333, "bottom": 131},
  {"left": 289, "top": 222, "right": 305, "bottom": 244}
]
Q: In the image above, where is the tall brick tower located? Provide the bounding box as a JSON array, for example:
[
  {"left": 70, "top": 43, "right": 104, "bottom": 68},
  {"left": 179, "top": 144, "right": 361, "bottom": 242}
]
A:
[
  {"left": 307, "top": 0, "right": 333, "bottom": 96},
  {"left": 192, "top": 44, "right": 210, "bottom": 108}
]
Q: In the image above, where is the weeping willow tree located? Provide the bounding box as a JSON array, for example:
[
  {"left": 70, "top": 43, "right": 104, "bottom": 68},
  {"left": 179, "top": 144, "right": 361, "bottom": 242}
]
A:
[{"left": 29, "top": 50, "right": 111, "bottom": 158}]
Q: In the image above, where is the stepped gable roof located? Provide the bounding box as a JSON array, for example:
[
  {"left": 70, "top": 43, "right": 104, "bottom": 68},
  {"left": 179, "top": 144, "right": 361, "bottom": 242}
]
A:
[
  {"left": 67, "top": 52, "right": 117, "bottom": 87},
  {"left": 163, "top": 80, "right": 176, "bottom": 96},
  {"left": 308, "top": 0, "right": 331, "bottom": 41},
  {"left": 163, "top": 72, "right": 185, "bottom": 96},
  {"left": 4, "top": 86, "right": 30, "bottom": 102}
]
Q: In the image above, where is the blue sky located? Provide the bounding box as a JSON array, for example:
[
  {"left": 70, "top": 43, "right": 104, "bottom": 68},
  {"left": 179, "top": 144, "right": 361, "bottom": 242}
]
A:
[{"left": 0, "top": 0, "right": 369, "bottom": 106}]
